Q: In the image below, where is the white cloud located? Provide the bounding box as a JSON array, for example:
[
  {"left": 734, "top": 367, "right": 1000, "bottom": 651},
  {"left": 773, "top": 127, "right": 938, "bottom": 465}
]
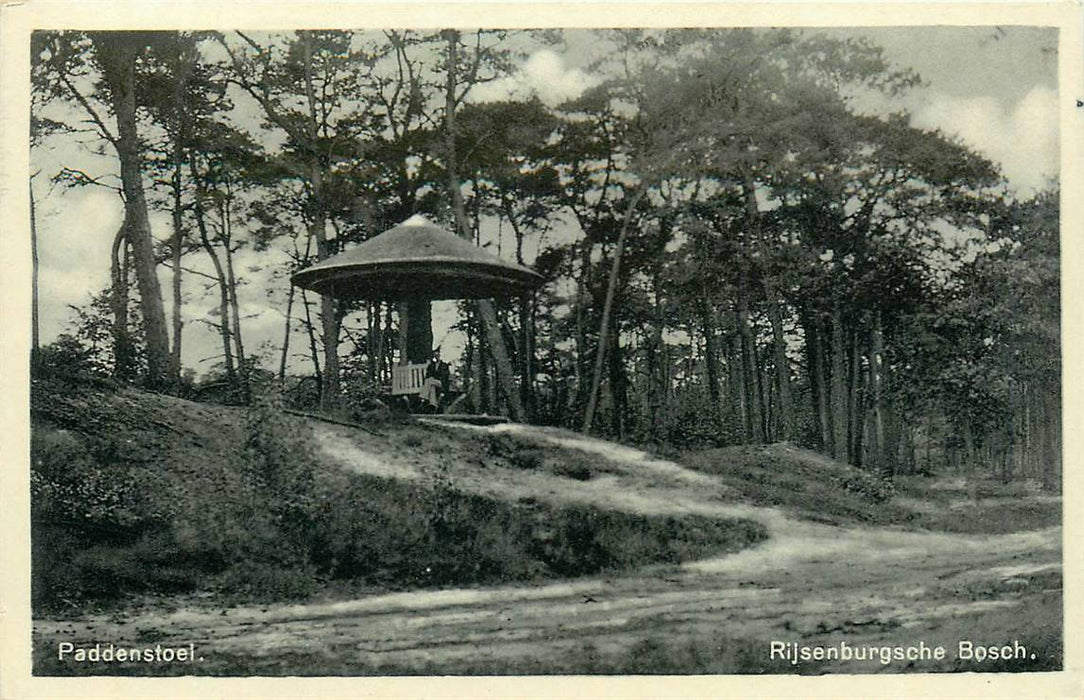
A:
[
  {"left": 469, "top": 49, "right": 597, "bottom": 106},
  {"left": 35, "top": 186, "right": 123, "bottom": 339},
  {"left": 910, "top": 86, "right": 1058, "bottom": 194}
]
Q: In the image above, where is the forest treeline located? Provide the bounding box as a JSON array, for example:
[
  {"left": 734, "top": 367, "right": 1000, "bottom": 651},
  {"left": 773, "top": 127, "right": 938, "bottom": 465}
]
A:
[{"left": 30, "top": 29, "right": 1060, "bottom": 487}]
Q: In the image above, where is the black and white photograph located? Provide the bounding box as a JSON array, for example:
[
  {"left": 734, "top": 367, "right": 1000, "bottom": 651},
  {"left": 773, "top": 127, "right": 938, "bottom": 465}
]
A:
[{"left": 3, "top": 2, "right": 1081, "bottom": 695}]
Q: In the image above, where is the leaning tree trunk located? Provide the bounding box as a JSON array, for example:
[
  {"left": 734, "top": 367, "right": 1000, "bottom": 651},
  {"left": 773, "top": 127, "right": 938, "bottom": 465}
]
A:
[
  {"left": 443, "top": 29, "right": 523, "bottom": 420},
  {"left": 190, "top": 167, "right": 235, "bottom": 383},
  {"left": 299, "top": 288, "right": 321, "bottom": 390},
  {"left": 581, "top": 186, "right": 648, "bottom": 434},
  {"left": 109, "top": 222, "right": 134, "bottom": 381},
  {"left": 95, "top": 36, "right": 172, "bottom": 390},
  {"left": 279, "top": 282, "right": 295, "bottom": 383}
]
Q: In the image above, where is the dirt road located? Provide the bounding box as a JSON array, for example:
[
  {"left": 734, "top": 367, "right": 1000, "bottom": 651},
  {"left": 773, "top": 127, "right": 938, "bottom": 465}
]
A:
[{"left": 33, "top": 422, "right": 1062, "bottom": 674}]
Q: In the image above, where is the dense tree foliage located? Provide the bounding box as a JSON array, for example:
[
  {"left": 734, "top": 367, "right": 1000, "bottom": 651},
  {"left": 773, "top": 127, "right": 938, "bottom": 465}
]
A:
[{"left": 31, "top": 28, "right": 1060, "bottom": 487}]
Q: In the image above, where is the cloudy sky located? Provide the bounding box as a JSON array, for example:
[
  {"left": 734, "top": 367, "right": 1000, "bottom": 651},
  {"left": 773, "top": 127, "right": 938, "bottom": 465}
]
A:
[{"left": 29, "top": 26, "right": 1061, "bottom": 377}]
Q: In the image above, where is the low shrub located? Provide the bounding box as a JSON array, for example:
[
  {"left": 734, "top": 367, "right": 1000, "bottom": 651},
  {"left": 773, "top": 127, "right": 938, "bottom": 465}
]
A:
[
  {"left": 551, "top": 461, "right": 593, "bottom": 481},
  {"left": 837, "top": 470, "right": 896, "bottom": 503},
  {"left": 31, "top": 429, "right": 145, "bottom": 529},
  {"left": 649, "top": 393, "right": 743, "bottom": 450}
]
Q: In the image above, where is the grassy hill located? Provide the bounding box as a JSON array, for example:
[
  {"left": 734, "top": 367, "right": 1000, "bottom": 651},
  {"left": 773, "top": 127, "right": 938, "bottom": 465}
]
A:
[
  {"left": 30, "top": 377, "right": 1058, "bottom": 616},
  {"left": 30, "top": 377, "right": 766, "bottom": 613}
]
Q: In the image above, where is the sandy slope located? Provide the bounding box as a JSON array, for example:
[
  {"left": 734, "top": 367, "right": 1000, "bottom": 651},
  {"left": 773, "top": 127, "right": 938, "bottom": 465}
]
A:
[{"left": 33, "top": 419, "right": 1062, "bottom": 674}]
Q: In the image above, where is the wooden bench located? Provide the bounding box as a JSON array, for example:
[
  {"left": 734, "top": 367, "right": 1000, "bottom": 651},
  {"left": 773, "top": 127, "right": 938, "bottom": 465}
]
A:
[{"left": 391, "top": 363, "right": 428, "bottom": 396}]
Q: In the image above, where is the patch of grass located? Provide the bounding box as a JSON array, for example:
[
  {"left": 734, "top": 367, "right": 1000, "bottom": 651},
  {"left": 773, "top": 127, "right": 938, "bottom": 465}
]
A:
[
  {"left": 681, "top": 444, "right": 899, "bottom": 525},
  {"left": 906, "top": 499, "right": 1062, "bottom": 534},
  {"left": 478, "top": 431, "right": 600, "bottom": 480},
  {"left": 311, "top": 469, "right": 767, "bottom": 588},
  {"left": 680, "top": 443, "right": 1060, "bottom": 533}
]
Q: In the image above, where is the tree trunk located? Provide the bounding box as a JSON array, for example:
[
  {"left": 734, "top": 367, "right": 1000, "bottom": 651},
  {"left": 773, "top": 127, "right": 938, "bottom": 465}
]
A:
[
  {"left": 574, "top": 240, "right": 592, "bottom": 413},
  {"left": 191, "top": 187, "right": 235, "bottom": 382},
  {"left": 168, "top": 46, "right": 191, "bottom": 390},
  {"left": 300, "top": 289, "right": 321, "bottom": 389},
  {"left": 868, "top": 309, "right": 886, "bottom": 475},
  {"left": 801, "top": 308, "right": 831, "bottom": 452},
  {"left": 169, "top": 152, "right": 184, "bottom": 389},
  {"left": 109, "top": 222, "right": 134, "bottom": 381},
  {"left": 188, "top": 157, "right": 235, "bottom": 382},
  {"left": 477, "top": 301, "right": 520, "bottom": 416},
  {"left": 293, "top": 33, "right": 341, "bottom": 410},
  {"left": 503, "top": 205, "right": 537, "bottom": 419},
  {"left": 582, "top": 185, "right": 649, "bottom": 433},
  {"left": 848, "top": 323, "right": 865, "bottom": 468},
  {"left": 883, "top": 405, "right": 902, "bottom": 477},
  {"left": 1041, "top": 383, "right": 1059, "bottom": 492},
  {"left": 647, "top": 272, "right": 667, "bottom": 441},
  {"left": 381, "top": 302, "right": 394, "bottom": 384},
  {"left": 727, "top": 330, "right": 745, "bottom": 435},
  {"left": 736, "top": 287, "right": 764, "bottom": 443},
  {"left": 701, "top": 295, "right": 722, "bottom": 429},
  {"left": 767, "top": 296, "right": 791, "bottom": 441},
  {"left": 403, "top": 297, "right": 433, "bottom": 364},
  {"left": 608, "top": 319, "right": 627, "bottom": 438},
  {"left": 312, "top": 214, "right": 341, "bottom": 409},
  {"left": 96, "top": 36, "right": 172, "bottom": 390},
  {"left": 519, "top": 296, "right": 537, "bottom": 422},
  {"left": 365, "top": 300, "right": 379, "bottom": 386},
  {"left": 829, "top": 301, "right": 849, "bottom": 463},
  {"left": 738, "top": 175, "right": 767, "bottom": 443},
  {"left": 443, "top": 29, "right": 523, "bottom": 420},
  {"left": 279, "top": 282, "right": 295, "bottom": 383},
  {"left": 757, "top": 338, "right": 771, "bottom": 442},
  {"left": 220, "top": 194, "right": 249, "bottom": 402}
]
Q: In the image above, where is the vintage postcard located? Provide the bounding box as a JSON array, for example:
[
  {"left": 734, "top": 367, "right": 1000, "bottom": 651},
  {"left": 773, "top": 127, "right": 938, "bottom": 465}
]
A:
[{"left": 1, "top": 1, "right": 1080, "bottom": 698}]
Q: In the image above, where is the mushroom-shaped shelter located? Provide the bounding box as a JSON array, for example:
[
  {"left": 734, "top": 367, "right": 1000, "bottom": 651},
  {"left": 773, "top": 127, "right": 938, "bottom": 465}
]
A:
[
  {"left": 291, "top": 214, "right": 543, "bottom": 301},
  {"left": 292, "top": 214, "right": 545, "bottom": 374}
]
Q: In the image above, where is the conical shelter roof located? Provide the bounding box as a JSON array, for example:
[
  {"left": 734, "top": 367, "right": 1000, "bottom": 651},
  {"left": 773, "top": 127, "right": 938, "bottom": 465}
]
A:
[{"left": 291, "top": 215, "right": 544, "bottom": 301}]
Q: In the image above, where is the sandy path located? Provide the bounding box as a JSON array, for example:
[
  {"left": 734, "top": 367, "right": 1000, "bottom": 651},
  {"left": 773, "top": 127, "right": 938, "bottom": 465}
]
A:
[
  {"left": 34, "top": 421, "right": 1062, "bottom": 674},
  {"left": 34, "top": 524, "right": 1059, "bottom": 673}
]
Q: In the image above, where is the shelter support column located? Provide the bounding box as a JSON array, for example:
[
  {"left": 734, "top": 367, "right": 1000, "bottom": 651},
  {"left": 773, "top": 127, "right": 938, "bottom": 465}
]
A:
[{"left": 399, "top": 297, "right": 433, "bottom": 365}]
